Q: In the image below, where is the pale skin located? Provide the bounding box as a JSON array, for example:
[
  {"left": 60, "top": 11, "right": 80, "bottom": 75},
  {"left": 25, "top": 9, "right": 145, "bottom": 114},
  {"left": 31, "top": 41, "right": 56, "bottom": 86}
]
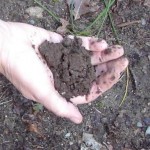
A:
[{"left": 0, "top": 20, "right": 128, "bottom": 124}]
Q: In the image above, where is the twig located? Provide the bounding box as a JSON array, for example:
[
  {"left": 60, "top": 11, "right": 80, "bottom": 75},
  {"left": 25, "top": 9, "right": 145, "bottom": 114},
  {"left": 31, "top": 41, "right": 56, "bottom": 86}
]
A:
[
  {"left": 0, "top": 100, "right": 12, "bottom": 106},
  {"left": 117, "top": 20, "right": 141, "bottom": 28},
  {"left": 93, "top": 107, "right": 102, "bottom": 114},
  {"left": 0, "top": 89, "right": 8, "bottom": 99}
]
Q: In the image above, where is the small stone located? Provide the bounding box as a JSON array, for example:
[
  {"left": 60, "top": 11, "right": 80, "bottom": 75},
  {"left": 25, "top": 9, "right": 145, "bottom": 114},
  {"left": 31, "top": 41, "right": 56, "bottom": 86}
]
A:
[
  {"left": 143, "top": 118, "right": 150, "bottom": 125},
  {"left": 137, "top": 122, "right": 143, "bottom": 128},
  {"left": 146, "top": 42, "right": 150, "bottom": 46},
  {"left": 88, "top": 103, "right": 92, "bottom": 106},
  {"left": 145, "top": 126, "right": 150, "bottom": 135},
  {"left": 25, "top": 6, "right": 44, "bottom": 18},
  {"left": 65, "top": 133, "right": 71, "bottom": 138},
  {"left": 82, "top": 133, "right": 103, "bottom": 150},
  {"left": 29, "top": 19, "right": 35, "bottom": 25},
  {"left": 141, "top": 18, "right": 146, "bottom": 26},
  {"left": 69, "top": 142, "right": 74, "bottom": 145},
  {"left": 141, "top": 108, "right": 147, "bottom": 113}
]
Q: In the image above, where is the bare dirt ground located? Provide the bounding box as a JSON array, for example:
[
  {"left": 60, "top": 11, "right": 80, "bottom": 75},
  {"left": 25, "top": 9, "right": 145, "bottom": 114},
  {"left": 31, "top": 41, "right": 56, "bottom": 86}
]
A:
[{"left": 0, "top": 0, "right": 150, "bottom": 149}]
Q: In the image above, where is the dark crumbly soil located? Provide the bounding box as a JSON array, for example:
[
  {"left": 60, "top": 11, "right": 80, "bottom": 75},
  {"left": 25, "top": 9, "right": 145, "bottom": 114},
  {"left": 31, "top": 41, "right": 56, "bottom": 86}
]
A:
[{"left": 39, "top": 38, "right": 95, "bottom": 99}]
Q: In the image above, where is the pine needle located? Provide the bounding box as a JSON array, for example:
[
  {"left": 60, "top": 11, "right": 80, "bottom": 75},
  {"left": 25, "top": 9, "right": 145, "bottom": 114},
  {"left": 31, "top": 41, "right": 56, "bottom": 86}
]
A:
[
  {"left": 34, "top": 0, "right": 60, "bottom": 22},
  {"left": 119, "top": 67, "right": 130, "bottom": 107},
  {"left": 97, "top": 0, "right": 115, "bottom": 37}
]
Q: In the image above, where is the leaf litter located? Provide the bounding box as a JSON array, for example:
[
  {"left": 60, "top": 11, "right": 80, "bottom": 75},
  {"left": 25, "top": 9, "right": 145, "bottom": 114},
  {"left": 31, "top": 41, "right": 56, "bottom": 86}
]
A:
[{"left": 66, "top": 0, "right": 99, "bottom": 20}]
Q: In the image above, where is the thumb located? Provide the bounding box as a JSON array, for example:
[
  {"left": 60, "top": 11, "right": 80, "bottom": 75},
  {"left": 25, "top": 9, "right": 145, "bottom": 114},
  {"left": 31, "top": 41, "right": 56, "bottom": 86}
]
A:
[{"left": 38, "top": 88, "right": 83, "bottom": 124}]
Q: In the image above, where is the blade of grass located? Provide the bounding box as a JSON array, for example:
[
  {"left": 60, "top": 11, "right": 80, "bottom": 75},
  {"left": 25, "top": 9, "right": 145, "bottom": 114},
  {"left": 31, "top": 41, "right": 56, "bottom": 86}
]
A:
[
  {"left": 68, "top": 0, "right": 76, "bottom": 33},
  {"left": 119, "top": 67, "right": 129, "bottom": 107},
  {"left": 77, "top": 0, "right": 115, "bottom": 36},
  {"left": 97, "top": 0, "right": 115, "bottom": 37},
  {"left": 103, "top": 0, "right": 120, "bottom": 43},
  {"left": 108, "top": 12, "right": 120, "bottom": 43},
  {"left": 76, "top": 8, "right": 107, "bottom": 35},
  {"left": 33, "top": 0, "right": 60, "bottom": 22}
]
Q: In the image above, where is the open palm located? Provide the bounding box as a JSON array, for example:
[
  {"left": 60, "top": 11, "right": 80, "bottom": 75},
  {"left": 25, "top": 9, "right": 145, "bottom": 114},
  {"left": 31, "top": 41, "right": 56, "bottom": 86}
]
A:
[{"left": 0, "top": 21, "right": 128, "bottom": 123}]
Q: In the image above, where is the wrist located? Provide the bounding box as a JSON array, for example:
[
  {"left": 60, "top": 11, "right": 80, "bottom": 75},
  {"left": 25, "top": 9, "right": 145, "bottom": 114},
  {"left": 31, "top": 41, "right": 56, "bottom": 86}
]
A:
[{"left": 0, "top": 20, "right": 8, "bottom": 74}]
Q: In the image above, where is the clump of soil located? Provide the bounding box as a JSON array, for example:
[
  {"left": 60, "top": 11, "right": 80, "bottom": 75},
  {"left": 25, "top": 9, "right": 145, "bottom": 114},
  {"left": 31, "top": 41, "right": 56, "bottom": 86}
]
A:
[{"left": 39, "top": 37, "right": 96, "bottom": 99}]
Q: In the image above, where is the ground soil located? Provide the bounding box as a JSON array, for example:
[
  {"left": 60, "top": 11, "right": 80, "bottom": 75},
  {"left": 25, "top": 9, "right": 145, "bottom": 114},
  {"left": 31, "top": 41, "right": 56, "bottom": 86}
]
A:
[
  {"left": 0, "top": 0, "right": 150, "bottom": 150},
  {"left": 39, "top": 38, "right": 95, "bottom": 99}
]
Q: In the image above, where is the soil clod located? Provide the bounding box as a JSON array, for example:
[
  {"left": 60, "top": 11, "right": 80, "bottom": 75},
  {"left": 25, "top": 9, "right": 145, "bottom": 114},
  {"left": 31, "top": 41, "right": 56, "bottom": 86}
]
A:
[{"left": 39, "top": 37, "right": 96, "bottom": 99}]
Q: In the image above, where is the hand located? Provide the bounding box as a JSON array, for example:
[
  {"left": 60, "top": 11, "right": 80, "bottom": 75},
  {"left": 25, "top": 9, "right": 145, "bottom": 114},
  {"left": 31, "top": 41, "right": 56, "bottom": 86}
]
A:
[{"left": 0, "top": 20, "right": 128, "bottom": 124}]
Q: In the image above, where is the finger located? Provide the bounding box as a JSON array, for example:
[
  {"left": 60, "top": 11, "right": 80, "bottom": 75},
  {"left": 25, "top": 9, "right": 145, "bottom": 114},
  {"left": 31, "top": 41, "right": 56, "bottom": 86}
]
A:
[
  {"left": 68, "top": 35, "right": 108, "bottom": 51},
  {"left": 87, "top": 57, "right": 129, "bottom": 102},
  {"left": 91, "top": 45, "right": 124, "bottom": 65},
  {"left": 8, "top": 22, "right": 63, "bottom": 47},
  {"left": 40, "top": 89, "right": 83, "bottom": 124},
  {"left": 70, "top": 57, "right": 129, "bottom": 105}
]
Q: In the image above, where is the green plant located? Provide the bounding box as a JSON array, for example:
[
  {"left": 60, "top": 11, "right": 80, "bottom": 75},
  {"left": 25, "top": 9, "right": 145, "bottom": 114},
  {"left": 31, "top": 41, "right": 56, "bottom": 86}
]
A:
[
  {"left": 33, "top": 103, "right": 44, "bottom": 112},
  {"left": 34, "top": 0, "right": 60, "bottom": 22}
]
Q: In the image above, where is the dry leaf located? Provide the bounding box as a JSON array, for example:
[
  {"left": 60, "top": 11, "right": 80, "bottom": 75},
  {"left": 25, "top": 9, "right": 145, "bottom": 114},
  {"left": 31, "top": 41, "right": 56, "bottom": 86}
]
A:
[
  {"left": 29, "top": 123, "right": 38, "bottom": 133},
  {"left": 67, "top": 0, "right": 98, "bottom": 20},
  {"left": 28, "top": 123, "right": 43, "bottom": 137},
  {"left": 56, "top": 18, "right": 69, "bottom": 34}
]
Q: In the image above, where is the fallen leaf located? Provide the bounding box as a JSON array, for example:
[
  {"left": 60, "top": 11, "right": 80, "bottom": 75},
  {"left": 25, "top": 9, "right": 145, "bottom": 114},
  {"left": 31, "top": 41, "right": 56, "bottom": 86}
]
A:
[
  {"left": 28, "top": 123, "right": 43, "bottom": 137},
  {"left": 66, "top": 0, "right": 98, "bottom": 20},
  {"left": 56, "top": 18, "right": 69, "bottom": 34},
  {"left": 29, "top": 123, "right": 38, "bottom": 133}
]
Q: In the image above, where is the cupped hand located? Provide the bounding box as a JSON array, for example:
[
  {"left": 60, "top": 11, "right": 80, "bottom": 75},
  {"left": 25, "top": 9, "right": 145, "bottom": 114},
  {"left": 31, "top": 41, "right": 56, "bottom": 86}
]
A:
[{"left": 0, "top": 21, "right": 128, "bottom": 124}]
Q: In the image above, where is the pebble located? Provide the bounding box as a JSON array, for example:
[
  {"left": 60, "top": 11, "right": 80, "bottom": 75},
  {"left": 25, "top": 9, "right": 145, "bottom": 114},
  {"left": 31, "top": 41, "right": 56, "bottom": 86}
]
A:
[
  {"left": 146, "top": 42, "right": 150, "bottom": 46},
  {"left": 141, "top": 108, "right": 147, "bottom": 113},
  {"left": 29, "top": 19, "right": 35, "bottom": 25},
  {"left": 143, "top": 118, "right": 150, "bottom": 126},
  {"left": 65, "top": 132, "right": 71, "bottom": 138},
  {"left": 82, "top": 133, "right": 103, "bottom": 150},
  {"left": 25, "top": 6, "right": 44, "bottom": 18},
  {"left": 141, "top": 18, "right": 146, "bottom": 26},
  {"left": 137, "top": 122, "right": 143, "bottom": 128},
  {"left": 69, "top": 142, "right": 73, "bottom": 145},
  {"left": 145, "top": 126, "right": 150, "bottom": 135}
]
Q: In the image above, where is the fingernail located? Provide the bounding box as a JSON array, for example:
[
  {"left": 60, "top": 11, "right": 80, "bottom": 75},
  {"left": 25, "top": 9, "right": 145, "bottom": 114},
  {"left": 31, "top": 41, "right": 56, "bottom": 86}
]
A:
[{"left": 70, "top": 116, "right": 82, "bottom": 124}]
